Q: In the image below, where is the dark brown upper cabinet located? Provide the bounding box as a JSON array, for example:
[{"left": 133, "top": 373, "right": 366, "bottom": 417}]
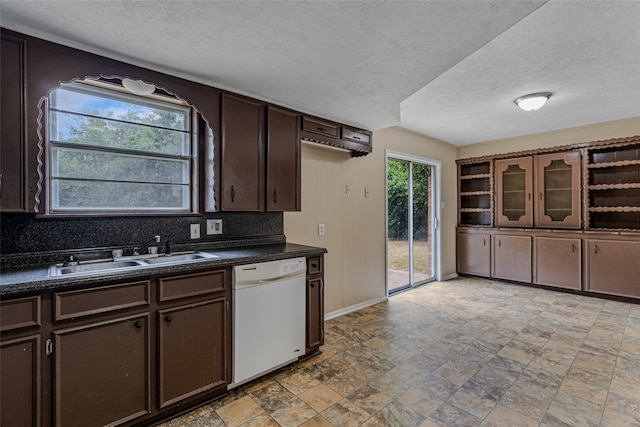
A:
[
  {"left": 300, "top": 115, "right": 372, "bottom": 157},
  {"left": 266, "top": 106, "right": 301, "bottom": 211},
  {"left": 0, "top": 34, "right": 27, "bottom": 212},
  {"left": 220, "top": 93, "right": 265, "bottom": 212}
]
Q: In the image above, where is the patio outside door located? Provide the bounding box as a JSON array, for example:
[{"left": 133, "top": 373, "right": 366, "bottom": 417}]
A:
[{"left": 386, "top": 153, "right": 437, "bottom": 294}]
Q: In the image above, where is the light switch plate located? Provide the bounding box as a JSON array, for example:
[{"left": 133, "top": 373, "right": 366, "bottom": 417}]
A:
[
  {"left": 318, "top": 224, "right": 325, "bottom": 236},
  {"left": 190, "top": 224, "right": 200, "bottom": 239},
  {"left": 207, "top": 219, "right": 223, "bottom": 235}
]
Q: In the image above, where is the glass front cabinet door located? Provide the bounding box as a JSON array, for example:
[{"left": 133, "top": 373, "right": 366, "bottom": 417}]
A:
[
  {"left": 535, "top": 152, "right": 581, "bottom": 229},
  {"left": 495, "top": 157, "right": 533, "bottom": 227}
]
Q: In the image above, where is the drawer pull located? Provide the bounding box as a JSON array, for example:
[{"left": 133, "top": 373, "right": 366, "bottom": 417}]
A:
[
  {"left": 353, "top": 135, "right": 361, "bottom": 140},
  {"left": 316, "top": 127, "right": 326, "bottom": 132},
  {"left": 134, "top": 320, "right": 143, "bottom": 329}
]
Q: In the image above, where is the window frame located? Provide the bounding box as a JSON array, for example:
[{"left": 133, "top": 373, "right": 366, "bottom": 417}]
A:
[{"left": 43, "top": 79, "right": 200, "bottom": 217}]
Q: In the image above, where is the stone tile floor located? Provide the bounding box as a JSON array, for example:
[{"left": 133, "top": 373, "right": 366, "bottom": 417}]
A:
[{"left": 159, "top": 277, "right": 640, "bottom": 426}]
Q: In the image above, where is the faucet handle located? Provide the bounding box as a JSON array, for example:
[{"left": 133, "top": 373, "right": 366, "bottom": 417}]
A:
[{"left": 112, "top": 249, "right": 123, "bottom": 259}]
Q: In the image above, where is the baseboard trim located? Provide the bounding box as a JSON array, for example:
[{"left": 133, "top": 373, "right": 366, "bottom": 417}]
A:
[
  {"left": 325, "top": 296, "right": 388, "bottom": 321},
  {"left": 441, "top": 272, "right": 459, "bottom": 281}
]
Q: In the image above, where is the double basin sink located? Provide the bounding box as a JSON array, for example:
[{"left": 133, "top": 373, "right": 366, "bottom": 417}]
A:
[{"left": 49, "top": 252, "right": 219, "bottom": 277}]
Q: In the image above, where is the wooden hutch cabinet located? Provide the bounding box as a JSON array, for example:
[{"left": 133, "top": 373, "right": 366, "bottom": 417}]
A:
[{"left": 457, "top": 135, "right": 640, "bottom": 300}]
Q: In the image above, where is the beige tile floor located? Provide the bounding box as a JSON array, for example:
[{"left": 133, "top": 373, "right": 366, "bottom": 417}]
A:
[{"left": 159, "top": 277, "right": 640, "bottom": 427}]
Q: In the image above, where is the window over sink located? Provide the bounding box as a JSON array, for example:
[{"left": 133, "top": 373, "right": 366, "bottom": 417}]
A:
[{"left": 44, "top": 79, "right": 199, "bottom": 215}]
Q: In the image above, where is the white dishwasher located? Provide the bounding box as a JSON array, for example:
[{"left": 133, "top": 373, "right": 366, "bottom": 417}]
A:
[{"left": 231, "top": 257, "right": 306, "bottom": 388}]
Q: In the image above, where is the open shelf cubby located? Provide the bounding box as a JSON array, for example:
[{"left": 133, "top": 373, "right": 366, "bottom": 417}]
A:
[
  {"left": 458, "top": 161, "right": 493, "bottom": 226},
  {"left": 586, "top": 142, "right": 640, "bottom": 230}
]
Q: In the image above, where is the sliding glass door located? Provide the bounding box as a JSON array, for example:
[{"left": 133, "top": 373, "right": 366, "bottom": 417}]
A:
[{"left": 386, "top": 152, "right": 438, "bottom": 294}]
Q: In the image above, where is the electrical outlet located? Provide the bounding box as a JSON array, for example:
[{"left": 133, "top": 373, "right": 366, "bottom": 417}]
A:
[
  {"left": 190, "top": 224, "right": 200, "bottom": 239},
  {"left": 318, "top": 224, "right": 325, "bottom": 236},
  {"left": 207, "top": 219, "right": 223, "bottom": 235},
  {"left": 365, "top": 187, "right": 370, "bottom": 198}
]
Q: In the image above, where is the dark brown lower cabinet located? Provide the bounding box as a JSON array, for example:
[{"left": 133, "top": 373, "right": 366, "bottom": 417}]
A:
[
  {"left": 1, "top": 335, "right": 40, "bottom": 427},
  {"left": 456, "top": 232, "right": 491, "bottom": 277},
  {"left": 492, "top": 235, "right": 532, "bottom": 283},
  {"left": 534, "top": 237, "right": 581, "bottom": 290},
  {"left": 306, "top": 255, "right": 325, "bottom": 355},
  {"left": 54, "top": 314, "right": 150, "bottom": 427},
  {"left": 158, "top": 298, "right": 227, "bottom": 408},
  {"left": 586, "top": 239, "right": 640, "bottom": 298}
]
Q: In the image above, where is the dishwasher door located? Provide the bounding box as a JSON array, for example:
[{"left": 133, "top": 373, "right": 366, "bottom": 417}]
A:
[{"left": 231, "top": 257, "right": 306, "bottom": 388}]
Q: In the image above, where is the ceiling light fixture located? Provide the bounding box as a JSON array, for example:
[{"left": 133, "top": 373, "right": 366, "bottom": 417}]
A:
[
  {"left": 122, "top": 78, "right": 156, "bottom": 96},
  {"left": 514, "top": 92, "right": 552, "bottom": 111}
]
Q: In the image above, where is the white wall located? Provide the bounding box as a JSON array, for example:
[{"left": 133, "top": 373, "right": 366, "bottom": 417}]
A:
[{"left": 284, "top": 127, "right": 458, "bottom": 315}]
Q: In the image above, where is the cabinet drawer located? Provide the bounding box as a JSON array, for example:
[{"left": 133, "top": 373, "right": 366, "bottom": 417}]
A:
[
  {"left": 302, "top": 117, "right": 339, "bottom": 138},
  {"left": 159, "top": 270, "right": 227, "bottom": 302},
  {"left": 341, "top": 127, "right": 371, "bottom": 145},
  {"left": 307, "top": 256, "right": 323, "bottom": 275},
  {"left": 0, "top": 295, "right": 41, "bottom": 332},
  {"left": 54, "top": 281, "right": 150, "bottom": 321}
]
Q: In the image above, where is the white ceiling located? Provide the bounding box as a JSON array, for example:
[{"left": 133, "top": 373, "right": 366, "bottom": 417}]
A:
[{"left": 1, "top": 0, "right": 639, "bottom": 146}]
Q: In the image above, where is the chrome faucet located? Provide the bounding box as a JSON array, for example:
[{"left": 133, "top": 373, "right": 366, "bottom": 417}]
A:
[{"left": 133, "top": 235, "right": 160, "bottom": 255}]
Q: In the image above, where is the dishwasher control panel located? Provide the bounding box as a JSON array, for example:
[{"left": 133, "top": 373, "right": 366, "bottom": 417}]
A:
[{"left": 279, "top": 258, "right": 306, "bottom": 276}]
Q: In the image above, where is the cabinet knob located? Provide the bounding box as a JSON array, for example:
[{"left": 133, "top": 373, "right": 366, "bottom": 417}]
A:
[
  {"left": 134, "top": 320, "right": 143, "bottom": 329},
  {"left": 165, "top": 315, "right": 172, "bottom": 323},
  {"left": 310, "top": 282, "right": 315, "bottom": 288}
]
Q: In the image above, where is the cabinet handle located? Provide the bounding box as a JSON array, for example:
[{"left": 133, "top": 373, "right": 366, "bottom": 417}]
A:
[
  {"left": 134, "top": 320, "right": 143, "bottom": 329},
  {"left": 594, "top": 244, "right": 599, "bottom": 254},
  {"left": 165, "top": 315, "right": 172, "bottom": 323},
  {"left": 274, "top": 188, "right": 278, "bottom": 204},
  {"left": 483, "top": 238, "right": 486, "bottom": 246},
  {"left": 528, "top": 193, "right": 532, "bottom": 201},
  {"left": 316, "top": 127, "right": 326, "bottom": 132},
  {"left": 498, "top": 239, "right": 501, "bottom": 248},
  {"left": 230, "top": 185, "right": 236, "bottom": 203},
  {"left": 353, "top": 135, "right": 361, "bottom": 140},
  {"left": 539, "top": 192, "right": 543, "bottom": 201},
  {"left": 0, "top": 172, "right": 3, "bottom": 198},
  {"left": 571, "top": 244, "right": 575, "bottom": 253}
]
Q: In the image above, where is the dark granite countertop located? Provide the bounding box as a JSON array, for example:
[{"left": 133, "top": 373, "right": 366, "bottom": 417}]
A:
[{"left": 0, "top": 243, "right": 326, "bottom": 297}]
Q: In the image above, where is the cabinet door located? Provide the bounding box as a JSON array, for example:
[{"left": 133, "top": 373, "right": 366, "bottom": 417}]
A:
[
  {"left": 306, "top": 277, "right": 324, "bottom": 353},
  {"left": 456, "top": 232, "right": 491, "bottom": 277},
  {"left": 158, "top": 298, "right": 227, "bottom": 408},
  {"left": 587, "top": 240, "right": 640, "bottom": 298},
  {"left": 220, "top": 94, "right": 264, "bottom": 211},
  {"left": 534, "top": 237, "right": 581, "bottom": 290},
  {"left": 535, "top": 152, "right": 581, "bottom": 228},
  {"left": 492, "top": 235, "right": 532, "bottom": 283},
  {"left": 495, "top": 157, "right": 533, "bottom": 227},
  {"left": 0, "top": 34, "right": 26, "bottom": 212},
  {"left": 266, "top": 106, "right": 300, "bottom": 211},
  {"left": 54, "top": 315, "right": 150, "bottom": 427},
  {"left": 1, "top": 335, "right": 40, "bottom": 427}
]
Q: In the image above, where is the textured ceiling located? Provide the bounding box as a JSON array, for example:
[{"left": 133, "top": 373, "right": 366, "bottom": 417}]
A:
[{"left": 1, "top": 1, "right": 639, "bottom": 146}]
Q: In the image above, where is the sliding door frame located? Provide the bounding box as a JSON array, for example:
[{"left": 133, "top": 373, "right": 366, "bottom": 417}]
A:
[{"left": 385, "top": 149, "right": 442, "bottom": 295}]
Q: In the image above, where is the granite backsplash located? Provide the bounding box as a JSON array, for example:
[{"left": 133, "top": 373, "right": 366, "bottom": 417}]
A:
[{"left": 0, "top": 212, "right": 285, "bottom": 269}]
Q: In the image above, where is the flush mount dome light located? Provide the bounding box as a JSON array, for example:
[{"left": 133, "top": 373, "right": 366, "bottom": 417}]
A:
[
  {"left": 514, "top": 92, "right": 552, "bottom": 111},
  {"left": 122, "top": 78, "right": 156, "bottom": 96}
]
